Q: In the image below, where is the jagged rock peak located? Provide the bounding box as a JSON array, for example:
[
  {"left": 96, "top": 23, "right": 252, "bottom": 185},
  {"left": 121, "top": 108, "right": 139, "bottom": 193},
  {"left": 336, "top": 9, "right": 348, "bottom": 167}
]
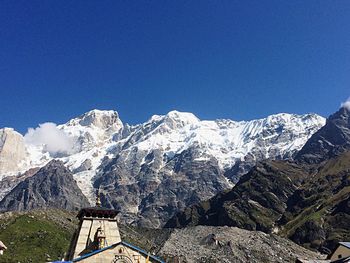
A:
[
  {"left": 329, "top": 105, "right": 350, "bottom": 123},
  {"left": 66, "top": 109, "right": 123, "bottom": 130},
  {"left": 41, "top": 159, "right": 68, "bottom": 171}
]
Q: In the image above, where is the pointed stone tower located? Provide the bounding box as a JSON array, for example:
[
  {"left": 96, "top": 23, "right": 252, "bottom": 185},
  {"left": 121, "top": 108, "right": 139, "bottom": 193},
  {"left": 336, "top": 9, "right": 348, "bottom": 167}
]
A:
[
  {"left": 66, "top": 191, "right": 121, "bottom": 259},
  {"left": 66, "top": 191, "right": 164, "bottom": 262}
]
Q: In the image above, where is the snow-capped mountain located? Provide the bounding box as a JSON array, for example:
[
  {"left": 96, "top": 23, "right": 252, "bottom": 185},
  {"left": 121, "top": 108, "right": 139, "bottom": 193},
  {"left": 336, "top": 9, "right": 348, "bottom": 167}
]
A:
[
  {"left": 124, "top": 110, "right": 324, "bottom": 170},
  {"left": 0, "top": 109, "right": 326, "bottom": 226}
]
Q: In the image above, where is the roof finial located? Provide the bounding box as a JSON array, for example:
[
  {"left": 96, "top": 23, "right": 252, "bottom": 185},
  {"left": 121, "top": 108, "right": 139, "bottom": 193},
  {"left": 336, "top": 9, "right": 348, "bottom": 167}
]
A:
[{"left": 96, "top": 188, "right": 101, "bottom": 207}]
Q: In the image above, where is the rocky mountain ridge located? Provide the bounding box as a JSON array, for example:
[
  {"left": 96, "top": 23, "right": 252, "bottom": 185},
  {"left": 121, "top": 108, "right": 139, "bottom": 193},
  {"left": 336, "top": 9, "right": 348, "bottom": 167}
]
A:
[
  {"left": 0, "top": 109, "right": 325, "bottom": 227},
  {"left": 0, "top": 160, "right": 90, "bottom": 211}
]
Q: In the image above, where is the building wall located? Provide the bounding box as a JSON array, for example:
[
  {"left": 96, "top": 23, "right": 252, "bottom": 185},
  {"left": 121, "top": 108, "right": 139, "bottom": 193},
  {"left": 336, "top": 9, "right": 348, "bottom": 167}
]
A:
[
  {"left": 330, "top": 246, "right": 350, "bottom": 261},
  {"left": 77, "top": 244, "right": 155, "bottom": 263},
  {"left": 72, "top": 218, "right": 121, "bottom": 259}
]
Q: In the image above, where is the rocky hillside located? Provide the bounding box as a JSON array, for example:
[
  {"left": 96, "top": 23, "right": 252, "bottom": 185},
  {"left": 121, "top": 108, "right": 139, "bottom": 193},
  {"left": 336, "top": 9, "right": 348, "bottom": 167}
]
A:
[
  {"left": 0, "top": 160, "right": 90, "bottom": 212},
  {"left": 0, "top": 209, "right": 323, "bottom": 263},
  {"left": 159, "top": 226, "right": 323, "bottom": 263},
  {"left": 0, "top": 109, "right": 325, "bottom": 227},
  {"left": 166, "top": 107, "right": 350, "bottom": 252}
]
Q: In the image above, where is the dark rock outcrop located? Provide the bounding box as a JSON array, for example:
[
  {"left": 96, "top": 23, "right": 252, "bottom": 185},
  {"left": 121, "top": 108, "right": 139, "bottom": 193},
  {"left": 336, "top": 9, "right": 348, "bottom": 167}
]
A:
[{"left": 0, "top": 160, "right": 89, "bottom": 211}]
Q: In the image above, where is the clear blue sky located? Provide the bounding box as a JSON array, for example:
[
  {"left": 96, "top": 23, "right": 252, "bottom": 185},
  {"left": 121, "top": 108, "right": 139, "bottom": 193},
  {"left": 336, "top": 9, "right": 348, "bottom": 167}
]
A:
[{"left": 1, "top": 0, "right": 350, "bottom": 133}]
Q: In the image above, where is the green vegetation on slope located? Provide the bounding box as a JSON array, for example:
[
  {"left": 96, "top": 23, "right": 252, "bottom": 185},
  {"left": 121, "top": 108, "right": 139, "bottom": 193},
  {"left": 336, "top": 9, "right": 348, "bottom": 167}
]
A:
[{"left": 0, "top": 210, "right": 76, "bottom": 263}]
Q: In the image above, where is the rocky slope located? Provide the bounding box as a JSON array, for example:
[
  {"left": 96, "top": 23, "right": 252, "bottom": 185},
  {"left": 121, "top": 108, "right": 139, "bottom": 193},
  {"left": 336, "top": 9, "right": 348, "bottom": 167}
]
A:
[
  {"left": 0, "top": 109, "right": 325, "bottom": 227},
  {"left": 0, "top": 160, "right": 90, "bottom": 211},
  {"left": 159, "top": 226, "right": 323, "bottom": 263},
  {"left": 166, "top": 106, "right": 350, "bottom": 252}
]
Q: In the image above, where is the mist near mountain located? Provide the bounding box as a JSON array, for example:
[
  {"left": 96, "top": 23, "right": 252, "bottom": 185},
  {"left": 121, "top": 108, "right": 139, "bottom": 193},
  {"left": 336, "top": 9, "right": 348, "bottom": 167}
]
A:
[{"left": 24, "top": 122, "right": 78, "bottom": 156}]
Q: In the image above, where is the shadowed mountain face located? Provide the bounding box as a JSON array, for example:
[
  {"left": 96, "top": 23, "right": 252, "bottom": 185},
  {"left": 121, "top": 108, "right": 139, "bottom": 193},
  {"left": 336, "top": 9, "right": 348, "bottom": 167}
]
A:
[
  {"left": 166, "top": 107, "right": 350, "bottom": 252},
  {"left": 296, "top": 107, "right": 350, "bottom": 164},
  {"left": 0, "top": 160, "right": 90, "bottom": 211},
  {"left": 165, "top": 160, "right": 308, "bottom": 230}
]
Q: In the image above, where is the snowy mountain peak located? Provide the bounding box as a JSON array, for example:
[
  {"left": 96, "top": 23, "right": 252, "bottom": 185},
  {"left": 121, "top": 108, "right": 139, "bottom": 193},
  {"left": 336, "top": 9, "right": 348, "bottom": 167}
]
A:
[
  {"left": 149, "top": 110, "right": 199, "bottom": 124},
  {"left": 161, "top": 110, "right": 200, "bottom": 129},
  {"left": 66, "top": 109, "right": 123, "bottom": 131},
  {"left": 165, "top": 110, "right": 200, "bottom": 122}
]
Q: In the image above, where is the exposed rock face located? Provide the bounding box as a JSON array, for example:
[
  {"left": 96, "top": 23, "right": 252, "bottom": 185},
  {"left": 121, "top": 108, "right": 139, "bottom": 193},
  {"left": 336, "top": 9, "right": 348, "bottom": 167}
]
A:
[
  {"left": 0, "top": 167, "right": 39, "bottom": 201},
  {"left": 167, "top": 108, "right": 350, "bottom": 252},
  {"left": 0, "top": 128, "right": 27, "bottom": 174},
  {"left": 95, "top": 147, "right": 231, "bottom": 228},
  {"left": 0, "top": 160, "right": 89, "bottom": 211}
]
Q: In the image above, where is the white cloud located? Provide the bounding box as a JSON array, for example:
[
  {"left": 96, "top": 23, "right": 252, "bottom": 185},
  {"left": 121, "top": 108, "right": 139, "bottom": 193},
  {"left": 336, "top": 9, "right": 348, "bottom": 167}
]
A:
[
  {"left": 341, "top": 97, "right": 350, "bottom": 110},
  {"left": 24, "top": 122, "right": 77, "bottom": 156}
]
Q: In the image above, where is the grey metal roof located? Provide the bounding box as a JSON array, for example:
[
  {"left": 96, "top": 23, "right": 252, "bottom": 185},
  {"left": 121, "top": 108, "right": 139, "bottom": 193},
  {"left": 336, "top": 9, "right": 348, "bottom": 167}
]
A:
[{"left": 340, "top": 242, "right": 350, "bottom": 249}]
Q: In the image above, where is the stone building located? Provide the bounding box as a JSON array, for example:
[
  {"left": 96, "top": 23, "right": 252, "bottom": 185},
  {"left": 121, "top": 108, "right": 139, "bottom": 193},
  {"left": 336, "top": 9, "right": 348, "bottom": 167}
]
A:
[{"left": 65, "top": 194, "right": 164, "bottom": 263}]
